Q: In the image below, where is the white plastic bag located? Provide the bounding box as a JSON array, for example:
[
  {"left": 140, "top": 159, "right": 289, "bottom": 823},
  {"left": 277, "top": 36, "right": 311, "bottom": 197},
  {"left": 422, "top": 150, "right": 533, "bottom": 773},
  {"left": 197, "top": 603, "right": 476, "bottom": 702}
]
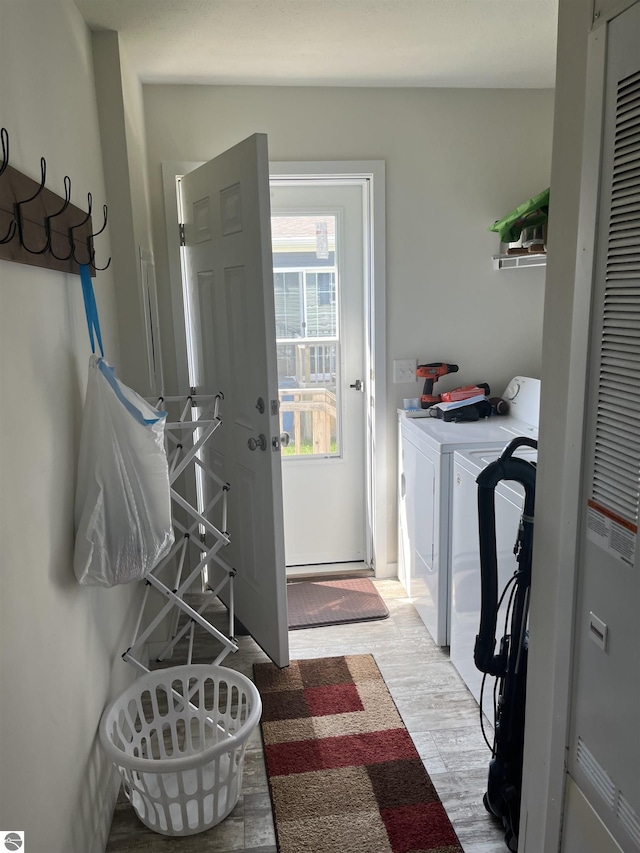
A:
[{"left": 73, "top": 355, "right": 174, "bottom": 587}]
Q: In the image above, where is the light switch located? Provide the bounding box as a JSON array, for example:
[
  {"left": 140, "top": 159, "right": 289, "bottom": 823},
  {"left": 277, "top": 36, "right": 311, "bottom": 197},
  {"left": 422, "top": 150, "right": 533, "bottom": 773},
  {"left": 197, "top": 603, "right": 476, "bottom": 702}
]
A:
[{"left": 393, "top": 359, "right": 417, "bottom": 384}]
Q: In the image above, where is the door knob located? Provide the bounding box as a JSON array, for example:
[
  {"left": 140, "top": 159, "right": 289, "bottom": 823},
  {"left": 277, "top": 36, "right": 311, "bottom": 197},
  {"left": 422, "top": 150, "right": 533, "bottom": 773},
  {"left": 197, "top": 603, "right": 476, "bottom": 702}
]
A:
[
  {"left": 247, "top": 434, "right": 267, "bottom": 451},
  {"left": 350, "top": 379, "right": 364, "bottom": 392}
]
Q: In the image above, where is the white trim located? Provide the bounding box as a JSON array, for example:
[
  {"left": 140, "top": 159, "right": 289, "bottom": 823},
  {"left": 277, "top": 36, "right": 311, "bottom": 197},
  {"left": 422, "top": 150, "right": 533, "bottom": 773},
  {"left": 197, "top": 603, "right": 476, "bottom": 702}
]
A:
[
  {"left": 549, "top": 20, "right": 608, "bottom": 841},
  {"left": 593, "top": 0, "right": 640, "bottom": 30},
  {"left": 162, "top": 159, "right": 387, "bottom": 577},
  {"left": 138, "top": 246, "right": 164, "bottom": 396},
  {"left": 521, "top": 17, "right": 608, "bottom": 852},
  {"left": 161, "top": 161, "right": 197, "bottom": 395},
  {"left": 90, "top": 766, "right": 122, "bottom": 853}
]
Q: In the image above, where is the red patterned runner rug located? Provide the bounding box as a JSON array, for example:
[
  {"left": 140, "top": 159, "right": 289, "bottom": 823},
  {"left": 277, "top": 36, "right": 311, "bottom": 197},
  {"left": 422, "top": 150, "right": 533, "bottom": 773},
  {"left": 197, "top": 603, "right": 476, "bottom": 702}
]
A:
[{"left": 253, "top": 654, "right": 464, "bottom": 853}]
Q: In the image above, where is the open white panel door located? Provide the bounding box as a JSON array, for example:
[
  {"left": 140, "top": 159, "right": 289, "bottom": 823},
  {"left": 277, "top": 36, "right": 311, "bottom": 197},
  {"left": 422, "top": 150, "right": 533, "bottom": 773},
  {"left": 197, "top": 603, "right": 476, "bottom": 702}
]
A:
[{"left": 180, "top": 134, "right": 289, "bottom": 667}]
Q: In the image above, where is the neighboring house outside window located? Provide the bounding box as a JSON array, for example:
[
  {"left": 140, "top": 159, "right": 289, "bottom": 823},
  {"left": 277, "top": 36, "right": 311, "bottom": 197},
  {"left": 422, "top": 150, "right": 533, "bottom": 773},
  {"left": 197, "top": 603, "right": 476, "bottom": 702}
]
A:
[{"left": 272, "top": 216, "right": 339, "bottom": 455}]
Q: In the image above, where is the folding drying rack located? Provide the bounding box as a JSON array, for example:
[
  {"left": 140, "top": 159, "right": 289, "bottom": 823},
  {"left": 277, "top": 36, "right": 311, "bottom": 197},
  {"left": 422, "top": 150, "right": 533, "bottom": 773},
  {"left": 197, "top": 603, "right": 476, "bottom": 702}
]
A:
[{"left": 122, "top": 393, "right": 238, "bottom": 674}]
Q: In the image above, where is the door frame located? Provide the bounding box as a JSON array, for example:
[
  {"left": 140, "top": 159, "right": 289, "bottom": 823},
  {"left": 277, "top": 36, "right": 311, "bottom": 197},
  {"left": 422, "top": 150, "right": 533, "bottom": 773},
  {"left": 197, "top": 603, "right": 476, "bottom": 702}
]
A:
[
  {"left": 519, "top": 7, "right": 622, "bottom": 850},
  {"left": 162, "top": 159, "right": 387, "bottom": 576}
]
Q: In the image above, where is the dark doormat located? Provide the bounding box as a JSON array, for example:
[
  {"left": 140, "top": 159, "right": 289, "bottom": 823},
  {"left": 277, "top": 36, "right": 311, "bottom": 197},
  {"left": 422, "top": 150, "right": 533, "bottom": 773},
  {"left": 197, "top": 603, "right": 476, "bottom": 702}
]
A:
[{"left": 287, "top": 577, "right": 389, "bottom": 630}]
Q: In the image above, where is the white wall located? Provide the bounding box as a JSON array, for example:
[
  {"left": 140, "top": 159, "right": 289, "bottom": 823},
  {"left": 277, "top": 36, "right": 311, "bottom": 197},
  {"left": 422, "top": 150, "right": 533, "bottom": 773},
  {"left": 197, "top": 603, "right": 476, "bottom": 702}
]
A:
[
  {"left": 143, "top": 84, "right": 554, "bottom": 563},
  {"left": 0, "top": 3, "right": 144, "bottom": 851}
]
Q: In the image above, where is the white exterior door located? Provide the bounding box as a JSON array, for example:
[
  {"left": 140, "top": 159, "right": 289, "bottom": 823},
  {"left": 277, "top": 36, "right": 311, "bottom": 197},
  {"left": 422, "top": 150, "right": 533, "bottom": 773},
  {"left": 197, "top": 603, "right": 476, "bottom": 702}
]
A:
[
  {"left": 270, "top": 181, "right": 366, "bottom": 567},
  {"left": 180, "top": 134, "right": 289, "bottom": 667}
]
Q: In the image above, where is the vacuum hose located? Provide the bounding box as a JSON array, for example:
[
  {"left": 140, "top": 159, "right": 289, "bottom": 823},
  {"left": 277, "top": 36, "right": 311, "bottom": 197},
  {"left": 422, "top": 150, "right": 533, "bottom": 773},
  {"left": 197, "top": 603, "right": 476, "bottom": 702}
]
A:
[{"left": 474, "top": 437, "right": 537, "bottom": 676}]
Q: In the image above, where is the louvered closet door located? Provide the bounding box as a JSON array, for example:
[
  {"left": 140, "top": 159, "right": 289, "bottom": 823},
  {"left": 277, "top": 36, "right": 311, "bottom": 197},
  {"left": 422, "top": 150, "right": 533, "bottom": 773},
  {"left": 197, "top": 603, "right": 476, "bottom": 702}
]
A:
[
  {"left": 567, "top": 6, "right": 640, "bottom": 851},
  {"left": 592, "top": 70, "right": 640, "bottom": 531}
]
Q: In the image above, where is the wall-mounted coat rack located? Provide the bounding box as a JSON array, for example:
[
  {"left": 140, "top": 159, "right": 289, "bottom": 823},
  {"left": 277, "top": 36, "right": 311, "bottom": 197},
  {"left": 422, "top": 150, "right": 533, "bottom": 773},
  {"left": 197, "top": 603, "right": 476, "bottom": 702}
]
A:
[{"left": 0, "top": 128, "right": 110, "bottom": 276}]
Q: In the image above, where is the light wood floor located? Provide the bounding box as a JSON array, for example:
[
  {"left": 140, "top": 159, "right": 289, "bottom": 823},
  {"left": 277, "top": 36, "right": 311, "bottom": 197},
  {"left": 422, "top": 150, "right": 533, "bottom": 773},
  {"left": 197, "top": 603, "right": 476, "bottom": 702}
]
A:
[{"left": 106, "top": 579, "right": 507, "bottom": 853}]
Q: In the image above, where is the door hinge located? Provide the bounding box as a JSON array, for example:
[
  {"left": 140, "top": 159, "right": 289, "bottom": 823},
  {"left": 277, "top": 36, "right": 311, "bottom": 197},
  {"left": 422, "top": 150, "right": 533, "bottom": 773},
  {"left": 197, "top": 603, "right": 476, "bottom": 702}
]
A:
[{"left": 179, "top": 223, "right": 185, "bottom": 246}]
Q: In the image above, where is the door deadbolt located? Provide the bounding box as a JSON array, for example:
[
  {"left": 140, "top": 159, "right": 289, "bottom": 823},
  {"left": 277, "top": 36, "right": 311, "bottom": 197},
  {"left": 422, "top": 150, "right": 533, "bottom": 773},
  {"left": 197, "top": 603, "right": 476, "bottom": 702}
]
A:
[
  {"left": 350, "top": 379, "right": 364, "bottom": 392},
  {"left": 247, "top": 434, "right": 267, "bottom": 451}
]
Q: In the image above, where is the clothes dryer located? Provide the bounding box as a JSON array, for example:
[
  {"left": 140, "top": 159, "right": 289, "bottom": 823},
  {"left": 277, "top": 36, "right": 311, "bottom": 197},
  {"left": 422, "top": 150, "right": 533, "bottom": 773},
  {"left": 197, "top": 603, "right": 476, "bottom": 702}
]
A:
[{"left": 397, "top": 376, "right": 540, "bottom": 646}]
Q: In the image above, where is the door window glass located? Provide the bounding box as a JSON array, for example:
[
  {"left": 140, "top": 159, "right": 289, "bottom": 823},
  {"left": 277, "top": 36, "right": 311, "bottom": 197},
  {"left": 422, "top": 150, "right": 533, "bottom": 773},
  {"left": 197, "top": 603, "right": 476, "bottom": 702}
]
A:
[{"left": 272, "top": 215, "right": 339, "bottom": 458}]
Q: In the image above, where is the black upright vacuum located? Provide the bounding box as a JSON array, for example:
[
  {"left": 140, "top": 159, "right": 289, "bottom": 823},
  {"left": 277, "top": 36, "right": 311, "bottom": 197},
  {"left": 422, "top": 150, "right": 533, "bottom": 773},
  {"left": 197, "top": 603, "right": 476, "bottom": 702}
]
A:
[{"left": 473, "top": 436, "right": 537, "bottom": 853}]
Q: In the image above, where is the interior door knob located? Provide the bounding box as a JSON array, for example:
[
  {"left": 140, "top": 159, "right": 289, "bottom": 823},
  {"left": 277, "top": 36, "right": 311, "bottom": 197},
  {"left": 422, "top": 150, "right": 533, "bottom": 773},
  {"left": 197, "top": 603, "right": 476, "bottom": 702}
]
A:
[
  {"left": 247, "top": 434, "right": 267, "bottom": 451},
  {"left": 350, "top": 379, "right": 364, "bottom": 392}
]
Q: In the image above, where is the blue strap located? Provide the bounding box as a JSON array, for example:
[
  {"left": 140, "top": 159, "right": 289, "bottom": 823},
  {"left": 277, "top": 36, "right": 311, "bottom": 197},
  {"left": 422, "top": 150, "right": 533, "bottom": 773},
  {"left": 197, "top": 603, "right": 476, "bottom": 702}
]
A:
[
  {"left": 97, "top": 360, "right": 166, "bottom": 425},
  {"left": 80, "top": 263, "right": 104, "bottom": 357}
]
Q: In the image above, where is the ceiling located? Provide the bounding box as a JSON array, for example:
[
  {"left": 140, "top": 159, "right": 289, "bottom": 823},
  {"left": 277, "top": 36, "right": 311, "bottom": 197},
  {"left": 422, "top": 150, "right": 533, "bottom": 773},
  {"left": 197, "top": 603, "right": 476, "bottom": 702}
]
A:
[{"left": 74, "top": 0, "right": 558, "bottom": 89}]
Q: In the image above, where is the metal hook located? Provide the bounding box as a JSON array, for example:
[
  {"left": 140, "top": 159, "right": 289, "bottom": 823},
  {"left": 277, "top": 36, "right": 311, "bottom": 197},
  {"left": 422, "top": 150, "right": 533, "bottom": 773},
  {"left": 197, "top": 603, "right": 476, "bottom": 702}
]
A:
[
  {"left": 14, "top": 157, "right": 49, "bottom": 254},
  {"left": 70, "top": 192, "right": 93, "bottom": 266},
  {"left": 0, "top": 128, "right": 15, "bottom": 242},
  {"left": 46, "top": 176, "right": 74, "bottom": 261},
  {"left": 0, "top": 219, "right": 16, "bottom": 245},
  {"left": 89, "top": 204, "right": 111, "bottom": 271},
  {"left": 0, "top": 133, "right": 15, "bottom": 241},
  {"left": 0, "top": 128, "right": 9, "bottom": 177}
]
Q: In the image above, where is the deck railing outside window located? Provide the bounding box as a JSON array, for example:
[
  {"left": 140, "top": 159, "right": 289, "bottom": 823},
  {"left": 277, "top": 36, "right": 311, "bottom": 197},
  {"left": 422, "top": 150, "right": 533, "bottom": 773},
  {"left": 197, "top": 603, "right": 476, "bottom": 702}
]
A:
[{"left": 278, "top": 342, "right": 338, "bottom": 456}]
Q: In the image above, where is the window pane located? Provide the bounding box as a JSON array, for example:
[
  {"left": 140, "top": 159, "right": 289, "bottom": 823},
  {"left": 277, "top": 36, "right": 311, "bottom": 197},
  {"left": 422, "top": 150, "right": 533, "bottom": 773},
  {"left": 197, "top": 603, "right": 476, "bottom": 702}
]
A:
[
  {"left": 277, "top": 342, "right": 339, "bottom": 458},
  {"left": 305, "top": 271, "right": 337, "bottom": 337},
  {"left": 273, "top": 271, "right": 303, "bottom": 338},
  {"left": 272, "top": 214, "right": 340, "bottom": 458}
]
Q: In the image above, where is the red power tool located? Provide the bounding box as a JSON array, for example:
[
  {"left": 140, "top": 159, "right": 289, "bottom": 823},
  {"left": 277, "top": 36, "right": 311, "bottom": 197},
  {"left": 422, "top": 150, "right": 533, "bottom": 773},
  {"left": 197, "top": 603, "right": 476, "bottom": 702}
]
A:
[{"left": 417, "top": 362, "right": 459, "bottom": 408}]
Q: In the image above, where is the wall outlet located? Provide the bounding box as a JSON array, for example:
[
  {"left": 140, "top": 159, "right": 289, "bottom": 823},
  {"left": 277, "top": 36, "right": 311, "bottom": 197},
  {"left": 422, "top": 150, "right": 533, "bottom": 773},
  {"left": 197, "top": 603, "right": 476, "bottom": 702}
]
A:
[{"left": 393, "top": 358, "right": 417, "bottom": 384}]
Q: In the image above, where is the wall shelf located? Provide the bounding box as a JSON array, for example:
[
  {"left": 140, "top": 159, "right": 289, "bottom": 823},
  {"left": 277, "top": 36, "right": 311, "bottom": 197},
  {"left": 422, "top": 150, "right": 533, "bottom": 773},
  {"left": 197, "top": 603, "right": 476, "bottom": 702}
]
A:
[{"left": 492, "top": 252, "right": 547, "bottom": 271}]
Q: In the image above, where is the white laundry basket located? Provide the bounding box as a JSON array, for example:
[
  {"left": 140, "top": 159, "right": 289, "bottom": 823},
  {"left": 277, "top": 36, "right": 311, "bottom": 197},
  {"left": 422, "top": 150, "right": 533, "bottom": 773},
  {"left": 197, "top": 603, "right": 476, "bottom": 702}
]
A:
[{"left": 99, "top": 665, "right": 262, "bottom": 836}]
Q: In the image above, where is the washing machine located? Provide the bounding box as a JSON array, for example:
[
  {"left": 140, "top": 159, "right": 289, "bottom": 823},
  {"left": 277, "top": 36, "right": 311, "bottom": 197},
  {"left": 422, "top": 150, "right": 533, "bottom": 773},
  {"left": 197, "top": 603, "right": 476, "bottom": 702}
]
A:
[
  {"left": 397, "top": 376, "right": 540, "bottom": 646},
  {"left": 450, "top": 443, "right": 538, "bottom": 705}
]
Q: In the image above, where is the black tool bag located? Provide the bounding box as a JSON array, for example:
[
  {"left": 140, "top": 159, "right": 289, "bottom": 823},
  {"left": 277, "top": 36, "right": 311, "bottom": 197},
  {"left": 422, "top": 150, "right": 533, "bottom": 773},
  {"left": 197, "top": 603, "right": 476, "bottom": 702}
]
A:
[{"left": 429, "top": 399, "right": 492, "bottom": 422}]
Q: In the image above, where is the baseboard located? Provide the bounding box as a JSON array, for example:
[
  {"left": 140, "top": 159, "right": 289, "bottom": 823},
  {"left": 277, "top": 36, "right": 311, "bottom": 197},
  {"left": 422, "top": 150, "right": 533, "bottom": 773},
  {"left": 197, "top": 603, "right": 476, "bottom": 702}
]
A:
[
  {"left": 376, "top": 561, "right": 398, "bottom": 580},
  {"left": 90, "top": 765, "right": 121, "bottom": 853}
]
